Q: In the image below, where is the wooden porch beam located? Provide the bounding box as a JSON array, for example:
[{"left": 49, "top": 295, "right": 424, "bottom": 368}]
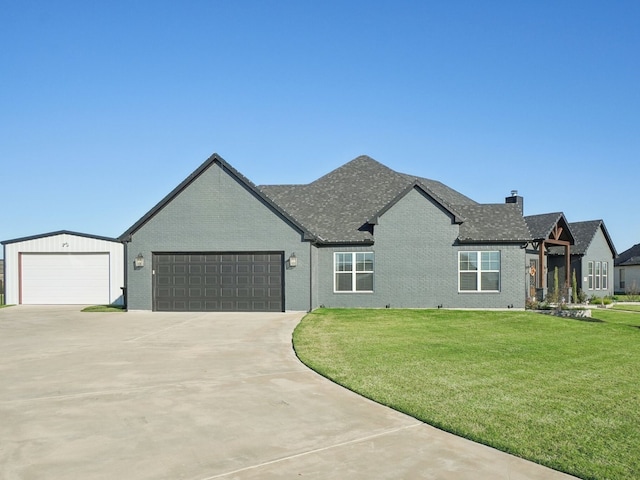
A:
[
  {"left": 552, "top": 225, "right": 563, "bottom": 240},
  {"left": 544, "top": 239, "right": 570, "bottom": 246},
  {"left": 539, "top": 241, "right": 545, "bottom": 289},
  {"left": 565, "top": 243, "right": 571, "bottom": 287}
]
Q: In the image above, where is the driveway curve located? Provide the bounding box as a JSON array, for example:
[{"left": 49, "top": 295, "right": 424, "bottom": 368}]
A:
[{"left": 0, "top": 307, "right": 577, "bottom": 479}]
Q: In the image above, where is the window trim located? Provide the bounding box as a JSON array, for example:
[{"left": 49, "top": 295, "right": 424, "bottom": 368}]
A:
[
  {"left": 333, "top": 252, "right": 374, "bottom": 293},
  {"left": 602, "top": 262, "right": 608, "bottom": 290},
  {"left": 458, "top": 250, "right": 501, "bottom": 293},
  {"left": 588, "top": 261, "right": 594, "bottom": 290}
]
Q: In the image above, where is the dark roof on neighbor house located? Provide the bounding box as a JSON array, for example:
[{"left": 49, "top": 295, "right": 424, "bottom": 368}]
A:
[
  {"left": 260, "top": 155, "right": 531, "bottom": 244},
  {"left": 523, "top": 212, "right": 575, "bottom": 245},
  {"left": 615, "top": 243, "right": 640, "bottom": 266},
  {"left": 1, "top": 230, "right": 120, "bottom": 245}
]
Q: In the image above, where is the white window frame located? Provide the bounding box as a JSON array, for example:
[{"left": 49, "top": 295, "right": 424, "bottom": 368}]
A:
[
  {"left": 588, "top": 261, "right": 594, "bottom": 290},
  {"left": 333, "top": 252, "right": 374, "bottom": 293},
  {"left": 595, "top": 261, "right": 601, "bottom": 290},
  {"left": 602, "top": 262, "right": 608, "bottom": 290},
  {"left": 458, "top": 251, "right": 501, "bottom": 293}
]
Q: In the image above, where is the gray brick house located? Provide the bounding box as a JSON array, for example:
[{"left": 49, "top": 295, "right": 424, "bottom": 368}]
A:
[{"left": 119, "top": 153, "right": 611, "bottom": 312}]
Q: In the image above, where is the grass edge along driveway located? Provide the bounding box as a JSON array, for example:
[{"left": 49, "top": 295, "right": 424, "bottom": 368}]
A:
[{"left": 293, "top": 308, "right": 640, "bottom": 480}]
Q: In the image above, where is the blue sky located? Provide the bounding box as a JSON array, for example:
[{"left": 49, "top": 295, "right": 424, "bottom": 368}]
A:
[{"left": 2, "top": 1, "right": 639, "bottom": 257}]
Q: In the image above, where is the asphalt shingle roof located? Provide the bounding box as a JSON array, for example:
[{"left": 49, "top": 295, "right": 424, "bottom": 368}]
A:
[
  {"left": 261, "top": 156, "right": 411, "bottom": 242},
  {"left": 456, "top": 204, "right": 531, "bottom": 242},
  {"left": 616, "top": 243, "right": 640, "bottom": 266},
  {"left": 565, "top": 220, "right": 603, "bottom": 255},
  {"left": 543, "top": 219, "right": 617, "bottom": 257},
  {"left": 260, "top": 155, "right": 530, "bottom": 244},
  {"left": 523, "top": 212, "right": 566, "bottom": 240}
]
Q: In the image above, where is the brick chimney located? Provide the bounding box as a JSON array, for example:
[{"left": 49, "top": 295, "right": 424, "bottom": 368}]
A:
[{"left": 505, "top": 190, "right": 524, "bottom": 214}]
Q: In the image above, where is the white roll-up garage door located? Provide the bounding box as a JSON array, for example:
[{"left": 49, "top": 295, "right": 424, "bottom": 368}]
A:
[{"left": 21, "top": 253, "right": 110, "bottom": 304}]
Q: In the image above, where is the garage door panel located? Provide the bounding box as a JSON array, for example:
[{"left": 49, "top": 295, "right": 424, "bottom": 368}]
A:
[
  {"left": 157, "top": 300, "right": 171, "bottom": 310},
  {"left": 21, "top": 253, "right": 110, "bottom": 305},
  {"left": 154, "top": 252, "right": 283, "bottom": 312},
  {"left": 158, "top": 264, "right": 171, "bottom": 274}
]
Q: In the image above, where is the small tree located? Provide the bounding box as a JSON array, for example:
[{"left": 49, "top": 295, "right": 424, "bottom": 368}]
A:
[{"left": 571, "top": 269, "right": 578, "bottom": 304}]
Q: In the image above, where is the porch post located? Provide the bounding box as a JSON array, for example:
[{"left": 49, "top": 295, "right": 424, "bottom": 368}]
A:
[
  {"left": 539, "top": 242, "right": 545, "bottom": 289},
  {"left": 565, "top": 245, "right": 571, "bottom": 285}
]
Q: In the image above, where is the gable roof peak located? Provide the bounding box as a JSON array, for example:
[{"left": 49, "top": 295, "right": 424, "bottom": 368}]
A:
[
  {"left": 119, "top": 152, "right": 312, "bottom": 240},
  {"left": 310, "top": 154, "right": 400, "bottom": 184},
  {"left": 2, "top": 230, "right": 120, "bottom": 245},
  {"left": 524, "top": 212, "right": 574, "bottom": 243}
]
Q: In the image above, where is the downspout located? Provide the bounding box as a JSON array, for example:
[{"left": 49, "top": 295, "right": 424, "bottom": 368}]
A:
[
  {"left": 121, "top": 237, "right": 129, "bottom": 309},
  {"left": 309, "top": 240, "right": 313, "bottom": 312}
]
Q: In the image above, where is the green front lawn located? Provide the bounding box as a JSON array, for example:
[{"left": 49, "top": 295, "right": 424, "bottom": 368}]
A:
[
  {"left": 81, "top": 305, "right": 126, "bottom": 312},
  {"left": 611, "top": 304, "right": 640, "bottom": 313},
  {"left": 293, "top": 309, "right": 640, "bottom": 480}
]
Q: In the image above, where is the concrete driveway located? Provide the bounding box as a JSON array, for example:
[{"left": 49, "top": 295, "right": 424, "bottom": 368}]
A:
[{"left": 0, "top": 306, "right": 577, "bottom": 480}]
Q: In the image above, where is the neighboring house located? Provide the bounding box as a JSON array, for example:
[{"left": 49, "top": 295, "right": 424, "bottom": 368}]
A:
[
  {"left": 543, "top": 220, "right": 617, "bottom": 299},
  {"left": 0, "top": 258, "right": 4, "bottom": 298},
  {"left": 615, "top": 243, "right": 640, "bottom": 295},
  {"left": 1, "top": 231, "right": 124, "bottom": 305},
  {"left": 119, "top": 153, "right": 534, "bottom": 312}
]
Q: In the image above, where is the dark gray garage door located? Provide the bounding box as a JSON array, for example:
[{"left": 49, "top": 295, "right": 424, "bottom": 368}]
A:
[{"left": 153, "top": 253, "right": 283, "bottom": 312}]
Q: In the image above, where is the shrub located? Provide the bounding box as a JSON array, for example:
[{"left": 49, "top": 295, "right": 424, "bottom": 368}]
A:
[{"left": 577, "top": 289, "right": 587, "bottom": 304}]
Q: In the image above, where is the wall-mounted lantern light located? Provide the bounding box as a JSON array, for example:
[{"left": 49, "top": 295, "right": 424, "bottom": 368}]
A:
[
  {"left": 288, "top": 252, "right": 297, "bottom": 268},
  {"left": 134, "top": 253, "right": 145, "bottom": 268}
]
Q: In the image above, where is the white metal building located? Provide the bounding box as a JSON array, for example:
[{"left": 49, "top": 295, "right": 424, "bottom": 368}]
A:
[{"left": 2, "top": 231, "right": 124, "bottom": 305}]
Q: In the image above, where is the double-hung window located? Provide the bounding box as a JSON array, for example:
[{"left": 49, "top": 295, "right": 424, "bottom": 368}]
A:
[
  {"left": 334, "top": 252, "right": 374, "bottom": 292},
  {"left": 588, "top": 261, "right": 608, "bottom": 290},
  {"left": 459, "top": 251, "right": 500, "bottom": 292}
]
